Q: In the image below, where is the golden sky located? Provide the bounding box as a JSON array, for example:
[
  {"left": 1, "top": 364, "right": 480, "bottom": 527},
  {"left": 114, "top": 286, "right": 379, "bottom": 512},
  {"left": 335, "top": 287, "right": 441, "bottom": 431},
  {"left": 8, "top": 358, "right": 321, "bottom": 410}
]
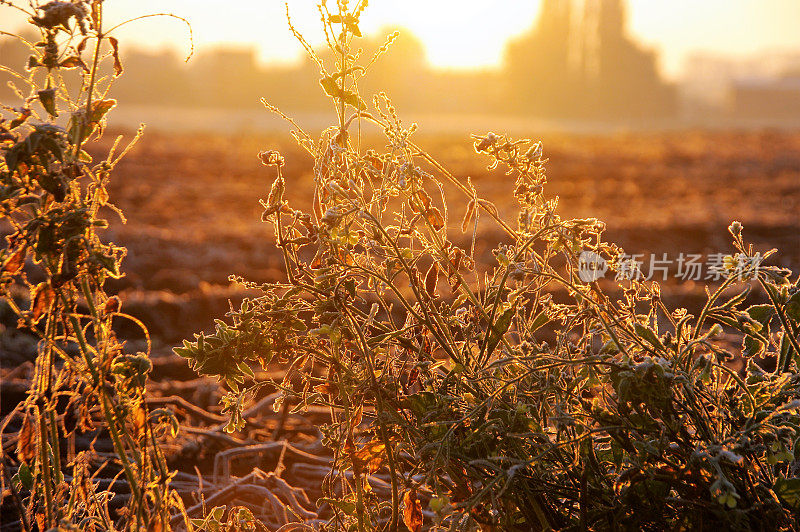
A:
[{"left": 7, "top": 1, "right": 800, "bottom": 78}]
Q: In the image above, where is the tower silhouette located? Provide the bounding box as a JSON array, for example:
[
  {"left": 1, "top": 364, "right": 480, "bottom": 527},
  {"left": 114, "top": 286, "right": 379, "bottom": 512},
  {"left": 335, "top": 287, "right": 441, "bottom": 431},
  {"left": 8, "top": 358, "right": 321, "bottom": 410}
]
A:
[{"left": 505, "top": 0, "right": 675, "bottom": 119}]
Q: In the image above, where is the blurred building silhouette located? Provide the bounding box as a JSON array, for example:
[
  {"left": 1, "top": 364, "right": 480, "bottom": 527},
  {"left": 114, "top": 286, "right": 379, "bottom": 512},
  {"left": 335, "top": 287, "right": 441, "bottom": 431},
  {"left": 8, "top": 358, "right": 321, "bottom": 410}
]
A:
[
  {"left": 505, "top": 0, "right": 676, "bottom": 118},
  {"left": 16, "top": 2, "right": 800, "bottom": 125},
  {"left": 732, "top": 75, "right": 800, "bottom": 120},
  {"left": 112, "top": 49, "right": 193, "bottom": 106},
  {"left": 682, "top": 51, "right": 800, "bottom": 121},
  {"left": 1, "top": 0, "right": 678, "bottom": 122}
]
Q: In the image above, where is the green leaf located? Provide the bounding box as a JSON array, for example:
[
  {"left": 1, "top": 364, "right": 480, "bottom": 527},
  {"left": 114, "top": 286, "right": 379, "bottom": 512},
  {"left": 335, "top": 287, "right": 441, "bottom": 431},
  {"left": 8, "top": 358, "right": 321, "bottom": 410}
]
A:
[
  {"left": 634, "top": 323, "right": 664, "bottom": 351},
  {"left": 320, "top": 77, "right": 340, "bottom": 98},
  {"left": 775, "top": 478, "right": 800, "bottom": 508},
  {"left": 600, "top": 339, "right": 620, "bottom": 354},
  {"left": 786, "top": 292, "right": 800, "bottom": 322},
  {"left": 486, "top": 304, "right": 516, "bottom": 357},
  {"left": 404, "top": 392, "right": 437, "bottom": 417},
  {"left": 747, "top": 304, "right": 774, "bottom": 327},
  {"left": 722, "top": 285, "right": 751, "bottom": 309},
  {"left": 611, "top": 439, "right": 623, "bottom": 470},
  {"left": 529, "top": 310, "right": 550, "bottom": 334},
  {"left": 37, "top": 89, "right": 58, "bottom": 117},
  {"left": 742, "top": 335, "right": 764, "bottom": 358},
  {"left": 211, "top": 505, "right": 226, "bottom": 521},
  {"left": 90, "top": 99, "right": 117, "bottom": 123},
  {"left": 18, "top": 462, "right": 33, "bottom": 490},
  {"left": 237, "top": 361, "right": 255, "bottom": 379},
  {"left": 319, "top": 497, "right": 357, "bottom": 515},
  {"left": 347, "top": 22, "right": 362, "bottom": 37},
  {"left": 318, "top": 77, "right": 367, "bottom": 110}
]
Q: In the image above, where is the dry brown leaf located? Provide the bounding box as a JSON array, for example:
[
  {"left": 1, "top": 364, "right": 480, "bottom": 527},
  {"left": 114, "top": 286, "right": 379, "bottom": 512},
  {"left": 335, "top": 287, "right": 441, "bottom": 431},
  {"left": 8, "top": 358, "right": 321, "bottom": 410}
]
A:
[
  {"left": 134, "top": 403, "right": 146, "bottom": 440},
  {"left": 16, "top": 414, "right": 36, "bottom": 463},
  {"left": 2, "top": 247, "right": 26, "bottom": 275},
  {"left": 31, "top": 282, "right": 55, "bottom": 324},
  {"left": 314, "top": 382, "right": 338, "bottom": 396},
  {"left": 354, "top": 440, "right": 386, "bottom": 474},
  {"left": 108, "top": 37, "right": 123, "bottom": 76},
  {"left": 350, "top": 405, "right": 363, "bottom": 430},
  {"left": 411, "top": 190, "right": 431, "bottom": 213},
  {"left": 403, "top": 489, "right": 423, "bottom": 532},
  {"left": 425, "top": 207, "right": 445, "bottom": 231},
  {"left": 60, "top": 55, "right": 88, "bottom": 71},
  {"left": 103, "top": 295, "right": 121, "bottom": 315}
]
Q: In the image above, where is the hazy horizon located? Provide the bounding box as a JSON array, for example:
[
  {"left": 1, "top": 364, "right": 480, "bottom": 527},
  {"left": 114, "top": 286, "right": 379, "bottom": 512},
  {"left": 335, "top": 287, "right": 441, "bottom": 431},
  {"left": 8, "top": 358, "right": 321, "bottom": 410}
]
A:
[{"left": 4, "top": 0, "right": 800, "bottom": 80}]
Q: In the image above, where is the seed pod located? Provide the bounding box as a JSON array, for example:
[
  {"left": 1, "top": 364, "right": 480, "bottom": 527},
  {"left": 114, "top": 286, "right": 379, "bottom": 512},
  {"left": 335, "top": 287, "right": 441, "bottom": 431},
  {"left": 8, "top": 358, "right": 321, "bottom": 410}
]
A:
[
  {"left": 461, "top": 199, "right": 477, "bottom": 232},
  {"left": 424, "top": 262, "right": 439, "bottom": 298}
]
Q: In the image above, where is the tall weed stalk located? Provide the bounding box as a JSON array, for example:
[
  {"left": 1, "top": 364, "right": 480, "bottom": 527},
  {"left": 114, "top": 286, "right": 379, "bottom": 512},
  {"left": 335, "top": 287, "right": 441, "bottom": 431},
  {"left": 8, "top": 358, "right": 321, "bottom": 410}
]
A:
[{"left": 0, "top": 2, "right": 190, "bottom": 529}]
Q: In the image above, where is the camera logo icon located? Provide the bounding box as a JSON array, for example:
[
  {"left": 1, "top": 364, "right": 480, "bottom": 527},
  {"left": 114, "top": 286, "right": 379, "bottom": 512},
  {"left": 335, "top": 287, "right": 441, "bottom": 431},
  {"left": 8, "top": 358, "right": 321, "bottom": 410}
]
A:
[{"left": 578, "top": 251, "right": 608, "bottom": 282}]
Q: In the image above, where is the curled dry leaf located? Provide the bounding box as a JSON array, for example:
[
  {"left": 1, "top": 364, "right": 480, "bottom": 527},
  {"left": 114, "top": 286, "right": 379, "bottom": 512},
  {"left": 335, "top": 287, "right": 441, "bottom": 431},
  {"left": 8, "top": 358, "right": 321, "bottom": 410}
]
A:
[
  {"left": 354, "top": 440, "right": 385, "bottom": 474},
  {"left": 267, "top": 175, "right": 285, "bottom": 207},
  {"left": 31, "top": 282, "right": 56, "bottom": 324},
  {"left": 350, "top": 405, "right": 363, "bottom": 430},
  {"left": 425, "top": 207, "right": 445, "bottom": 231},
  {"left": 313, "top": 382, "right": 338, "bottom": 397},
  {"left": 16, "top": 414, "right": 36, "bottom": 463},
  {"left": 60, "top": 55, "right": 88, "bottom": 71},
  {"left": 103, "top": 295, "right": 121, "bottom": 315},
  {"left": 2, "top": 247, "right": 26, "bottom": 275},
  {"left": 108, "top": 37, "right": 123, "bottom": 76},
  {"left": 410, "top": 190, "right": 431, "bottom": 213},
  {"left": 402, "top": 489, "right": 423, "bottom": 532},
  {"left": 9, "top": 108, "right": 32, "bottom": 129}
]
